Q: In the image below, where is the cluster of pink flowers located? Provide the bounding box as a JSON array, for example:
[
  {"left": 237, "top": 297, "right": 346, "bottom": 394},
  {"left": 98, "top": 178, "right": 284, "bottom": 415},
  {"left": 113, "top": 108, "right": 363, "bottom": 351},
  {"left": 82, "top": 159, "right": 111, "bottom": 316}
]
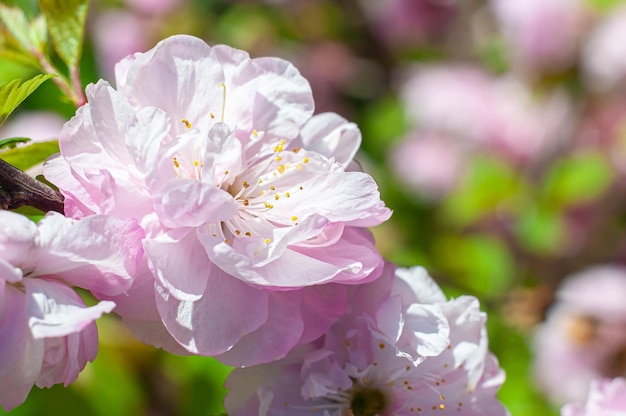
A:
[
  {"left": 1, "top": 34, "right": 508, "bottom": 413},
  {"left": 0, "top": 210, "right": 143, "bottom": 410},
  {"left": 225, "top": 265, "right": 507, "bottom": 415}
]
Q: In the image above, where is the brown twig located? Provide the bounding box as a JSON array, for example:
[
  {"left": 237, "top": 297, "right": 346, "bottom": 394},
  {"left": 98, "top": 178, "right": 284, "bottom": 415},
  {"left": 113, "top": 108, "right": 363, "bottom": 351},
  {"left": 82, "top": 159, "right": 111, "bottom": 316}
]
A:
[{"left": 0, "top": 158, "right": 64, "bottom": 213}]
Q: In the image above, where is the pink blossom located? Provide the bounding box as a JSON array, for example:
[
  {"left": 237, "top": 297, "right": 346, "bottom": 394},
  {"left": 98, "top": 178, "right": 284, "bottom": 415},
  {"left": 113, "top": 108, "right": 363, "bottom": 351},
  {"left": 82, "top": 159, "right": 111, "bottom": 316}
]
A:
[
  {"left": 389, "top": 132, "right": 467, "bottom": 200},
  {"left": 401, "top": 65, "right": 571, "bottom": 163},
  {"left": 0, "top": 111, "right": 65, "bottom": 144},
  {"left": 224, "top": 264, "right": 508, "bottom": 415},
  {"left": 582, "top": 6, "right": 626, "bottom": 92},
  {"left": 0, "top": 211, "right": 144, "bottom": 411},
  {"left": 44, "top": 35, "right": 391, "bottom": 365},
  {"left": 490, "top": 0, "right": 589, "bottom": 74},
  {"left": 534, "top": 266, "right": 626, "bottom": 405},
  {"left": 561, "top": 377, "right": 626, "bottom": 416},
  {"left": 360, "top": 0, "right": 458, "bottom": 47}
]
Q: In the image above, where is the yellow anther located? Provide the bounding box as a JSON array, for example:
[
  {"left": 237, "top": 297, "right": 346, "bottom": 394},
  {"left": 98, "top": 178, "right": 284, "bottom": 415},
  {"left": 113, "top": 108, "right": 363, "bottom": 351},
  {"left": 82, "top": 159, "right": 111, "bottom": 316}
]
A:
[
  {"left": 193, "top": 160, "right": 200, "bottom": 166},
  {"left": 264, "top": 238, "right": 271, "bottom": 244},
  {"left": 264, "top": 202, "right": 274, "bottom": 209},
  {"left": 224, "top": 239, "right": 231, "bottom": 244},
  {"left": 276, "top": 155, "right": 282, "bottom": 161},
  {"left": 258, "top": 179, "right": 263, "bottom": 184},
  {"left": 291, "top": 216, "right": 298, "bottom": 221},
  {"left": 285, "top": 192, "right": 291, "bottom": 198},
  {"left": 181, "top": 118, "right": 192, "bottom": 128},
  {"left": 440, "top": 395, "right": 445, "bottom": 401},
  {"left": 235, "top": 230, "right": 241, "bottom": 235},
  {"left": 277, "top": 164, "right": 286, "bottom": 174},
  {"left": 439, "top": 404, "right": 445, "bottom": 410},
  {"left": 243, "top": 199, "right": 249, "bottom": 206},
  {"left": 243, "top": 181, "right": 250, "bottom": 188},
  {"left": 260, "top": 190, "right": 266, "bottom": 195},
  {"left": 275, "top": 194, "right": 279, "bottom": 200},
  {"left": 297, "top": 163, "right": 302, "bottom": 170},
  {"left": 303, "top": 157, "right": 309, "bottom": 164},
  {"left": 210, "top": 112, "right": 215, "bottom": 119},
  {"left": 252, "top": 129, "right": 258, "bottom": 137},
  {"left": 224, "top": 170, "right": 229, "bottom": 175},
  {"left": 270, "top": 185, "right": 276, "bottom": 191},
  {"left": 173, "top": 157, "right": 180, "bottom": 168}
]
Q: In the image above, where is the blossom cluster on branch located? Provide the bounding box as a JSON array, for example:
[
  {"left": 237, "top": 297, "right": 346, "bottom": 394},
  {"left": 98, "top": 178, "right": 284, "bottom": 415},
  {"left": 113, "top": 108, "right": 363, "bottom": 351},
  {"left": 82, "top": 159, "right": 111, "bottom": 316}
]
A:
[{"left": 0, "top": 34, "right": 509, "bottom": 414}]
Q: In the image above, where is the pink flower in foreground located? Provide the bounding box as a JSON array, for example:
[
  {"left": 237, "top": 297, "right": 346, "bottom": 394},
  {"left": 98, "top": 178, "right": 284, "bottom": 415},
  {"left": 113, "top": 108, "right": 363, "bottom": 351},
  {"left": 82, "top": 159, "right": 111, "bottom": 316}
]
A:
[
  {"left": 0, "top": 210, "right": 144, "bottom": 411},
  {"left": 561, "top": 377, "right": 626, "bottom": 416},
  {"left": 534, "top": 266, "right": 626, "bottom": 405},
  {"left": 225, "top": 264, "right": 508, "bottom": 415},
  {"left": 44, "top": 34, "right": 391, "bottom": 365}
]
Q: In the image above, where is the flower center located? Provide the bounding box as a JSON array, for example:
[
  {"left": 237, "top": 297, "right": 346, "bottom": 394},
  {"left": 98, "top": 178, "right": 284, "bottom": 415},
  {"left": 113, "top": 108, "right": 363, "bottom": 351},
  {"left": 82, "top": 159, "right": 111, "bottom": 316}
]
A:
[{"left": 349, "top": 387, "right": 387, "bottom": 416}]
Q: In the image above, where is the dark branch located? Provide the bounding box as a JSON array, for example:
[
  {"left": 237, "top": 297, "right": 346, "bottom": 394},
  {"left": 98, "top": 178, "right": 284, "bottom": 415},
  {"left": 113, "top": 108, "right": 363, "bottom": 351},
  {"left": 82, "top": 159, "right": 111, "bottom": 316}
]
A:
[{"left": 0, "top": 158, "right": 64, "bottom": 214}]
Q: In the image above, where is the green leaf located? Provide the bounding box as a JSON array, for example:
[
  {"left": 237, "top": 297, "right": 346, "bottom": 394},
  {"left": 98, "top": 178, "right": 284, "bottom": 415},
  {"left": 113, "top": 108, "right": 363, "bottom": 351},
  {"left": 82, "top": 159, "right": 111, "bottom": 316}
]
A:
[
  {"left": 0, "top": 140, "right": 59, "bottom": 170},
  {"left": 0, "top": 4, "right": 32, "bottom": 52},
  {"left": 543, "top": 152, "right": 613, "bottom": 207},
  {"left": 0, "top": 136, "right": 29, "bottom": 148},
  {"left": 38, "top": 0, "right": 88, "bottom": 71},
  {"left": 442, "top": 155, "right": 522, "bottom": 226},
  {"left": 515, "top": 203, "right": 566, "bottom": 255},
  {"left": 587, "top": 0, "right": 626, "bottom": 12},
  {"left": 0, "top": 4, "right": 47, "bottom": 55},
  {"left": 433, "top": 234, "right": 514, "bottom": 299},
  {"left": 0, "top": 73, "right": 54, "bottom": 126}
]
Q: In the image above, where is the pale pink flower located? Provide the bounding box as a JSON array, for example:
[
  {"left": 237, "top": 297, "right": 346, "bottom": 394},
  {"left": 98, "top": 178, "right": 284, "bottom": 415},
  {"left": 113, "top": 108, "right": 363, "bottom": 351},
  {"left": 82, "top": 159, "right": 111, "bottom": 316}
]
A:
[
  {"left": 44, "top": 35, "right": 391, "bottom": 365},
  {"left": 561, "top": 377, "right": 626, "bottom": 416},
  {"left": 360, "top": 0, "right": 458, "bottom": 47},
  {"left": 389, "top": 132, "right": 467, "bottom": 200},
  {"left": 225, "top": 264, "right": 508, "bottom": 415},
  {"left": 0, "top": 210, "right": 144, "bottom": 411},
  {"left": 534, "top": 266, "right": 626, "bottom": 405},
  {"left": 582, "top": 6, "right": 626, "bottom": 92},
  {"left": 401, "top": 65, "right": 571, "bottom": 163},
  {"left": 0, "top": 111, "right": 65, "bottom": 144},
  {"left": 490, "top": 0, "right": 589, "bottom": 74}
]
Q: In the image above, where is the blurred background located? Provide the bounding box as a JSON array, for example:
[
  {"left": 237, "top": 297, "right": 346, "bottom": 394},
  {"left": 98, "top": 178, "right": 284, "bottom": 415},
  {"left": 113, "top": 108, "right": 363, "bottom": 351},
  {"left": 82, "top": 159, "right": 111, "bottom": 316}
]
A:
[{"left": 3, "top": 0, "right": 626, "bottom": 414}]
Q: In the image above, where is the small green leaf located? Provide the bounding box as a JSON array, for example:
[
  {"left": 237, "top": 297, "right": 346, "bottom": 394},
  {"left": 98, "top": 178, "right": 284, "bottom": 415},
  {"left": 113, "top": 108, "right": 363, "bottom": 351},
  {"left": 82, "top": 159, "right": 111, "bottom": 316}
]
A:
[
  {"left": 543, "top": 152, "right": 613, "bottom": 207},
  {"left": 587, "top": 0, "right": 626, "bottom": 12},
  {"left": 0, "top": 136, "right": 30, "bottom": 148},
  {"left": 433, "top": 234, "right": 514, "bottom": 299},
  {"left": 0, "top": 73, "right": 54, "bottom": 126},
  {"left": 442, "top": 155, "right": 522, "bottom": 226},
  {"left": 515, "top": 203, "right": 566, "bottom": 255},
  {"left": 0, "top": 4, "right": 32, "bottom": 52},
  {"left": 0, "top": 140, "right": 59, "bottom": 170},
  {"left": 38, "top": 0, "right": 88, "bottom": 70}
]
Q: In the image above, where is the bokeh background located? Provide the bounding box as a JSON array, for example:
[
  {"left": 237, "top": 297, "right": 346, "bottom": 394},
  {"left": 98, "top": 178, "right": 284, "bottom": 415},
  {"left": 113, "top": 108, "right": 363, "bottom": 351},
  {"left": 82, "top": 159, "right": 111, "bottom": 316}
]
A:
[{"left": 3, "top": 0, "right": 626, "bottom": 414}]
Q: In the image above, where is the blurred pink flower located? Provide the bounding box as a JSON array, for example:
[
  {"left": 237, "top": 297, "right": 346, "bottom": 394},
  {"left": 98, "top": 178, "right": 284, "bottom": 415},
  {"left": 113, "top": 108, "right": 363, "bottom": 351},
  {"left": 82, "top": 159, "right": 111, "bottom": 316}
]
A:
[
  {"left": 490, "top": 0, "right": 589, "bottom": 74},
  {"left": 225, "top": 264, "right": 508, "bottom": 415},
  {"left": 401, "top": 65, "right": 571, "bottom": 164},
  {"left": 360, "top": 0, "right": 458, "bottom": 48},
  {"left": 44, "top": 35, "right": 390, "bottom": 365},
  {"left": 0, "top": 211, "right": 144, "bottom": 411},
  {"left": 91, "top": 11, "right": 152, "bottom": 80},
  {"left": 561, "top": 377, "right": 626, "bottom": 416},
  {"left": 124, "top": 0, "right": 183, "bottom": 16},
  {"left": 0, "top": 111, "right": 65, "bottom": 144},
  {"left": 582, "top": 6, "right": 626, "bottom": 92},
  {"left": 534, "top": 266, "right": 626, "bottom": 405},
  {"left": 389, "top": 132, "right": 467, "bottom": 200}
]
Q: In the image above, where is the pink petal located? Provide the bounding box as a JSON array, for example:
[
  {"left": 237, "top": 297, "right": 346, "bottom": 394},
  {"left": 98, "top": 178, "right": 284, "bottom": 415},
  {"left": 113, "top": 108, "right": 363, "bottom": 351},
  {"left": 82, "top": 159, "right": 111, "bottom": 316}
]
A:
[{"left": 155, "top": 264, "right": 269, "bottom": 356}]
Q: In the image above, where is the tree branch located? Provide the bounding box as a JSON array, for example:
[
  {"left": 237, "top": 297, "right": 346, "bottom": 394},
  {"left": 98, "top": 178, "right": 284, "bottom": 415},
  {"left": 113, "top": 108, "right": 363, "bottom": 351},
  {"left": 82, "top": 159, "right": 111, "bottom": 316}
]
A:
[{"left": 0, "top": 158, "right": 64, "bottom": 213}]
